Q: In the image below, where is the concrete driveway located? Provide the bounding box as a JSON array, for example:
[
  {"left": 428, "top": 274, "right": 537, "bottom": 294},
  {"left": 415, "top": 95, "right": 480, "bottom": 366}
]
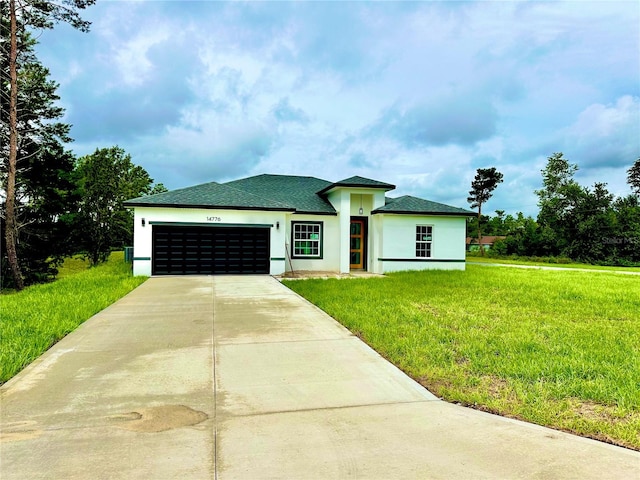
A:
[{"left": 1, "top": 276, "right": 638, "bottom": 479}]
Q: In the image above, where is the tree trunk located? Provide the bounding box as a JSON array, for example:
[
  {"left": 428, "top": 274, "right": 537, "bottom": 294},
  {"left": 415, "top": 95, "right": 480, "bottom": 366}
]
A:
[
  {"left": 477, "top": 204, "right": 484, "bottom": 257},
  {"left": 5, "top": 0, "right": 25, "bottom": 290}
]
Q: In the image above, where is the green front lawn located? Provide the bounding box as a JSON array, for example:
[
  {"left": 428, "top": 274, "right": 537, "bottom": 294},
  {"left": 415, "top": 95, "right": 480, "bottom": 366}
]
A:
[
  {"left": 283, "top": 265, "right": 640, "bottom": 450},
  {"left": 0, "top": 252, "right": 146, "bottom": 384}
]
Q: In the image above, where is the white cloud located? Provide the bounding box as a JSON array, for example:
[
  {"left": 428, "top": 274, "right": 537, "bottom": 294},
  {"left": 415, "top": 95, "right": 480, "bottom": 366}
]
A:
[
  {"left": 33, "top": 0, "right": 639, "bottom": 216},
  {"left": 564, "top": 95, "right": 640, "bottom": 168},
  {"left": 112, "top": 27, "right": 171, "bottom": 86}
]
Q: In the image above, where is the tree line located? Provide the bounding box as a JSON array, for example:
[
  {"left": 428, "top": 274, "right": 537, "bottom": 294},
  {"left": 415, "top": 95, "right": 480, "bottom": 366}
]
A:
[
  {"left": 1, "top": 1, "right": 164, "bottom": 290},
  {"left": 468, "top": 154, "right": 640, "bottom": 265},
  {"left": 4, "top": 1, "right": 639, "bottom": 290}
]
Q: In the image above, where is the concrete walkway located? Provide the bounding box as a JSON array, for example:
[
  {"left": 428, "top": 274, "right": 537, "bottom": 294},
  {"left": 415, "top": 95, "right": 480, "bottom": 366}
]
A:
[{"left": 1, "top": 276, "right": 638, "bottom": 479}]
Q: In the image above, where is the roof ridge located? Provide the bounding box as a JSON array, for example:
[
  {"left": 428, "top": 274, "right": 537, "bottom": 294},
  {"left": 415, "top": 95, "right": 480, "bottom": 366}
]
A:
[
  {"left": 216, "top": 181, "right": 294, "bottom": 209},
  {"left": 124, "top": 178, "right": 296, "bottom": 210},
  {"left": 231, "top": 173, "right": 330, "bottom": 183},
  {"left": 123, "top": 180, "right": 219, "bottom": 204},
  {"left": 317, "top": 175, "right": 395, "bottom": 195},
  {"left": 405, "top": 194, "right": 468, "bottom": 208},
  {"left": 373, "top": 194, "right": 473, "bottom": 216},
  {"left": 221, "top": 173, "right": 336, "bottom": 214}
]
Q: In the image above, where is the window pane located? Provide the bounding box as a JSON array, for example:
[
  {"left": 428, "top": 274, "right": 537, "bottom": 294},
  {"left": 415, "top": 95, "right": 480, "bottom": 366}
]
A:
[{"left": 292, "top": 223, "right": 322, "bottom": 258}]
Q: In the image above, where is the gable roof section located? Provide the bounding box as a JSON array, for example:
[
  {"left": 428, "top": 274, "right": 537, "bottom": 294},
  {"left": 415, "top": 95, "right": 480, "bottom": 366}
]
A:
[
  {"left": 317, "top": 175, "right": 395, "bottom": 195},
  {"left": 124, "top": 174, "right": 470, "bottom": 216},
  {"left": 224, "top": 174, "right": 336, "bottom": 214},
  {"left": 373, "top": 195, "right": 474, "bottom": 216},
  {"left": 124, "top": 181, "right": 295, "bottom": 211}
]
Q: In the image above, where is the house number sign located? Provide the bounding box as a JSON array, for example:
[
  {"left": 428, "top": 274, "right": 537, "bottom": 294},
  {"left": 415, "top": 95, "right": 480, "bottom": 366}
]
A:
[{"left": 207, "top": 216, "right": 222, "bottom": 222}]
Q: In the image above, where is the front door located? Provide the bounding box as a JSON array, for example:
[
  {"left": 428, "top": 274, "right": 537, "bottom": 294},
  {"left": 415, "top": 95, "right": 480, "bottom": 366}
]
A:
[{"left": 350, "top": 219, "right": 365, "bottom": 269}]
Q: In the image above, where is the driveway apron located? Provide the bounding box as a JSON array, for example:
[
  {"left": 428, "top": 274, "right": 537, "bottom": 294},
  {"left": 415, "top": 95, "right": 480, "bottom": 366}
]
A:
[{"left": 1, "top": 276, "right": 639, "bottom": 479}]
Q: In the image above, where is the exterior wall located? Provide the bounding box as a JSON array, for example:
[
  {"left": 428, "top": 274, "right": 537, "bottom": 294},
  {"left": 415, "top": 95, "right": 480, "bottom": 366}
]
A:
[
  {"left": 131, "top": 207, "right": 287, "bottom": 276},
  {"left": 347, "top": 191, "right": 385, "bottom": 216},
  {"left": 327, "top": 190, "right": 351, "bottom": 273},
  {"left": 284, "top": 214, "right": 340, "bottom": 272},
  {"left": 370, "top": 214, "right": 384, "bottom": 274},
  {"left": 377, "top": 214, "right": 467, "bottom": 272},
  {"left": 326, "top": 188, "right": 386, "bottom": 273},
  {"left": 130, "top": 198, "right": 468, "bottom": 277}
]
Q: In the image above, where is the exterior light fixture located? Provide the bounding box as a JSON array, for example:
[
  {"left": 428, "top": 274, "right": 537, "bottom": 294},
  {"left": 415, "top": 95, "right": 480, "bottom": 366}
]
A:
[
  {"left": 276, "top": 221, "right": 280, "bottom": 230},
  {"left": 359, "top": 194, "right": 364, "bottom": 215},
  {"left": 141, "top": 218, "right": 146, "bottom": 227}
]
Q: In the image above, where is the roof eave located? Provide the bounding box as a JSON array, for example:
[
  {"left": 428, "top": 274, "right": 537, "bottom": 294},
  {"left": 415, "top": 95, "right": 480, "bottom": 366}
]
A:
[
  {"left": 291, "top": 210, "right": 338, "bottom": 216},
  {"left": 371, "top": 209, "right": 473, "bottom": 216},
  {"left": 318, "top": 185, "right": 395, "bottom": 196},
  {"left": 123, "top": 202, "right": 296, "bottom": 212}
]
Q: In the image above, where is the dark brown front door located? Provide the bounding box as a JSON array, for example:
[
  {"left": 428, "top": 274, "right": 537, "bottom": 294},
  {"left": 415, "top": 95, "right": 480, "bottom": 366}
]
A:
[{"left": 350, "top": 219, "right": 365, "bottom": 269}]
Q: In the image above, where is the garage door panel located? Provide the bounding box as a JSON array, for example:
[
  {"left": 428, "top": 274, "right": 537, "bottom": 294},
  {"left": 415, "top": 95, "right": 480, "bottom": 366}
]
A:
[{"left": 152, "top": 225, "right": 270, "bottom": 275}]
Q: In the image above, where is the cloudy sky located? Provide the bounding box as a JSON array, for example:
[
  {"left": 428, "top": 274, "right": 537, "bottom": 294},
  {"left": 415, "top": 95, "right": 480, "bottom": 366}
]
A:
[{"left": 35, "top": 0, "right": 639, "bottom": 216}]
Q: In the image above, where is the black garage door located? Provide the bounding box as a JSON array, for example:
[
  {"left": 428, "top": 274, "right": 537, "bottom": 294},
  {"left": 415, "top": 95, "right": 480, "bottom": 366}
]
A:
[{"left": 152, "top": 225, "right": 270, "bottom": 275}]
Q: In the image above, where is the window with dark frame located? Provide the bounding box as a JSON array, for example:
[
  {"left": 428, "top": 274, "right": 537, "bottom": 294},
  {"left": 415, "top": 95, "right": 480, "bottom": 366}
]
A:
[
  {"left": 292, "top": 222, "right": 322, "bottom": 258},
  {"left": 416, "top": 225, "right": 433, "bottom": 258}
]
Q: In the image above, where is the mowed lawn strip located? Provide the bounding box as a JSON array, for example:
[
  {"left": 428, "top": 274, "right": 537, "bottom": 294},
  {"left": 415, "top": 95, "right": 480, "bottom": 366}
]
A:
[
  {"left": 0, "top": 252, "right": 146, "bottom": 384},
  {"left": 283, "top": 265, "right": 640, "bottom": 451},
  {"left": 467, "top": 255, "right": 640, "bottom": 272}
]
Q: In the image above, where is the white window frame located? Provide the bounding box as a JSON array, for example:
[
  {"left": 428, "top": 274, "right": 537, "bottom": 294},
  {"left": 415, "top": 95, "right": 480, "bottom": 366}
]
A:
[
  {"left": 416, "top": 225, "right": 433, "bottom": 258},
  {"left": 292, "top": 222, "right": 323, "bottom": 259}
]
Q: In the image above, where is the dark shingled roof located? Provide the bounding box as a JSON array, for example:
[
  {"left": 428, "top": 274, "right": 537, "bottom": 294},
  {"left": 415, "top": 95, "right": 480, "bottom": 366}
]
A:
[
  {"left": 317, "top": 175, "right": 395, "bottom": 195},
  {"left": 124, "top": 181, "right": 295, "bottom": 211},
  {"left": 124, "top": 174, "right": 471, "bottom": 216},
  {"left": 373, "top": 195, "right": 474, "bottom": 216},
  {"left": 224, "top": 174, "right": 336, "bottom": 214}
]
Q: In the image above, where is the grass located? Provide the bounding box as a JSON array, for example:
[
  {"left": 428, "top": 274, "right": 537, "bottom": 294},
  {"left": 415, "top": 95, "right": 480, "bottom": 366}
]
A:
[
  {"left": 55, "top": 254, "right": 94, "bottom": 278},
  {"left": 467, "top": 254, "right": 640, "bottom": 272},
  {"left": 0, "top": 252, "right": 146, "bottom": 384},
  {"left": 283, "top": 265, "right": 640, "bottom": 450}
]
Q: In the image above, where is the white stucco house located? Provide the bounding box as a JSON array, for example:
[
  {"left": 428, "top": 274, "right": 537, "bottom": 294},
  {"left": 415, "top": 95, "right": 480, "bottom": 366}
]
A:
[{"left": 124, "top": 174, "right": 473, "bottom": 276}]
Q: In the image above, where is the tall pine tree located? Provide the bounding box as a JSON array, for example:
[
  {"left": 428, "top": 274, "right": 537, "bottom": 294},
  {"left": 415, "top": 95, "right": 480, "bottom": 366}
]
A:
[
  {"left": 628, "top": 159, "right": 640, "bottom": 196},
  {"left": 1, "top": 15, "right": 82, "bottom": 288},
  {"left": 467, "top": 167, "right": 504, "bottom": 256},
  {"left": 2, "top": 0, "right": 94, "bottom": 290}
]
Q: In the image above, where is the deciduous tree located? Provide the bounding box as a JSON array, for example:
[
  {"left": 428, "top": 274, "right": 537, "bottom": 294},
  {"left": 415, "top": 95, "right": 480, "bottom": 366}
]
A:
[
  {"left": 534, "top": 153, "right": 584, "bottom": 255},
  {"left": 75, "top": 147, "right": 162, "bottom": 265}
]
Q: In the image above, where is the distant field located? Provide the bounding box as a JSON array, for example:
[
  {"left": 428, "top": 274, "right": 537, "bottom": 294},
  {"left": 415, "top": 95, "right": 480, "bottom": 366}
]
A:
[
  {"left": 467, "top": 255, "right": 640, "bottom": 272},
  {"left": 0, "top": 252, "right": 146, "bottom": 384},
  {"left": 283, "top": 265, "right": 640, "bottom": 450}
]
